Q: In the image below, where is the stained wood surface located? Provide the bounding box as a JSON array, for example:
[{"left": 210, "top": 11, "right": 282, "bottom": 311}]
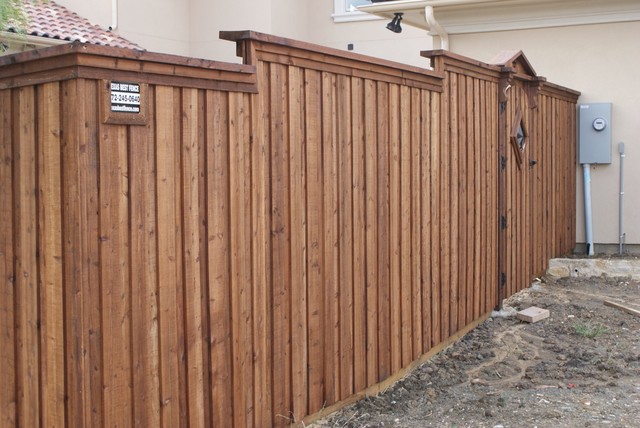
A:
[{"left": 0, "top": 34, "right": 579, "bottom": 428}]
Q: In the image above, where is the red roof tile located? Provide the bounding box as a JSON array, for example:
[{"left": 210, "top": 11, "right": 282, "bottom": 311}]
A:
[{"left": 6, "top": 0, "right": 143, "bottom": 50}]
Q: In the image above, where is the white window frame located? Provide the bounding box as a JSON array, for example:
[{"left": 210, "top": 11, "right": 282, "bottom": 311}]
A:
[{"left": 332, "top": 0, "right": 382, "bottom": 23}]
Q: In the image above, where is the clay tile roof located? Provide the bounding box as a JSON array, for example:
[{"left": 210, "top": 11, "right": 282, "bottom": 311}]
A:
[{"left": 6, "top": 0, "right": 143, "bottom": 50}]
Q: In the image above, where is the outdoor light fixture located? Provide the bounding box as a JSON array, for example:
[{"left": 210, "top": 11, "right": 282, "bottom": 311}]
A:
[{"left": 386, "top": 13, "right": 403, "bottom": 33}]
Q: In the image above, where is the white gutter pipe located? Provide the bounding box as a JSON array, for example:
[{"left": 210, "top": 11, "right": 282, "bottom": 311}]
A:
[
  {"left": 425, "top": 5, "right": 449, "bottom": 50},
  {"left": 583, "top": 164, "right": 594, "bottom": 256},
  {"left": 110, "top": 0, "right": 118, "bottom": 31}
]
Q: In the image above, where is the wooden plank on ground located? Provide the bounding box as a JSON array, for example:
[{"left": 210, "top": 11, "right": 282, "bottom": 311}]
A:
[
  {"left": 37, "top": 82, "right": 65, "bottom": 428},
  {"left": 604, "top": 300, "right": 640, "bottom": 317},
  {"left": 14, "top": 86, "right": 40, "bottom": 428},
  {"left": 0, "top": 89, "right": 16, "bottom": 428}
]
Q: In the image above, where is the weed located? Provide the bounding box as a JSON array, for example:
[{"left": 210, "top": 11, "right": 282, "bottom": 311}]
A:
[{"left": 572, "top": 320, "right": 608, "bottom": 339}]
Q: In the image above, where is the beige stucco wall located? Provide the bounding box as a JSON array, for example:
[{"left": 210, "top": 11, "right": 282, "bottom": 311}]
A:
[{"left": 449, "top": 21, "right": 639, "bottom": 249}]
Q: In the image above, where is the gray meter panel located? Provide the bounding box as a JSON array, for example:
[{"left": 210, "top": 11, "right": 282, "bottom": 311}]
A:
[{"left": 578, "top": 103, "right": 612, "bottom": 164}]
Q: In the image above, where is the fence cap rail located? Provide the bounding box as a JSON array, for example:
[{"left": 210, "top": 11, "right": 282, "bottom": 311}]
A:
[
  {"left": 221, "top": 30, "right": 444, "bottom": 92},
  {"left": 0, "top": 41, "right": 257, "bottom": 91}
]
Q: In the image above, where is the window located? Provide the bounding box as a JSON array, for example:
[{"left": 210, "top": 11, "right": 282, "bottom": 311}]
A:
[{"left": 333, "top": 0, "right": 381, "bottom": 22}]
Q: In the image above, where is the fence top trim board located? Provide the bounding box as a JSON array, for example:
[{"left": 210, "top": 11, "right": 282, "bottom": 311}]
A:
[
  {"left": 220, "top": 30, "right": 445, "bottom": 92},
  {"left": 0, "top": 40, "right": 257, "bottom": 91}
]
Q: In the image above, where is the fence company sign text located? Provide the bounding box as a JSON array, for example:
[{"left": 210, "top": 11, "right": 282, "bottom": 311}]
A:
[{"left": 110, "top": 82, "right": 141, "bottom": 113}]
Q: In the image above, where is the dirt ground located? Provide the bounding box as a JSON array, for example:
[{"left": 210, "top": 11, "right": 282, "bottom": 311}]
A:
[{"left": 314, "top": 274, "right": 640, "bottom": 427}]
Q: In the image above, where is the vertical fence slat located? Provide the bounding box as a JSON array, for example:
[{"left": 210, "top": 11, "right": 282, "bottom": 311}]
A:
[
  {"left": 449, "top": 73, "right": 460, "bottom": 335},
  {"left": 252, "top": 62, "right": 274, "bottom": 427},
  {"left": 410, "top": 87, "right": 423, "bottom": 360},
  {"left": 37, "top": 82, "right": 65, "bottom": 428},
  {"left": 364, "top": 79, "right": 379, "bottom": 386},
  {"left": 230, "top": 92, "right": 254, "bottom": 428},
  {"left": 14, "top": 86, "right": 39, "bottom": 428},
  {"left": 399, "top": 85, "right": 413, "bottom": 367},
  {"left": 155, "top": 85, "right": 182, "bottom": 428},
  {"left": 99, "top": 119, "right": 132, "bottom": 428},
  {"left": 289, "top": 66, "right": 308, "bottom": 422},
  {"left": 322, "top": 71, "right": 340, "bottom": 404},
  {"left": 388, "top": 83, "right": 402, "bottom": 374},
  {"left": 420, "top": 90, "right": 432, "bottom": 355},
  {"left": 0, "top": 89, "right": 16, "bottom": 428},
  {"left": 352, "top": 77, "right": 367, "bottom": 393},
  {"left": 376, "top": 82, "right": 391, "bottom": 381},
  {"left": 181, "top": 88, "right": 206, "bottom": 428},
  {"left": 271, "top": 63, "right": 292, "bottom": 427},
  {"left": 207, "top": 90, "right": 233, "bottom": 427},
  {"left": 305, "top": 68, "right": 324, "bottom": 415},
  {"left": 130, "top": 87, "right": 161, "bottom": 428},
  {"left": 429, "top": 91, "right": 441, "bottom": 347},
  {"left": 337, "top": 74, "right": 354, "bottom": 399}
]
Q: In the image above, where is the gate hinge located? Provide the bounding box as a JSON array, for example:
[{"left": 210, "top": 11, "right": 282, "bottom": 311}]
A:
[
  {"left": 499, "top": 101, "right": 507, "bottom": 113},
  {"left": 501, "top": 156, "right": 507, "bottom": 170},
  {"left": 501, "top": 215, "right": 507, "bottom": 230},
  {"left": 501, "top": 272, "right": 506, "bottom": 288}
]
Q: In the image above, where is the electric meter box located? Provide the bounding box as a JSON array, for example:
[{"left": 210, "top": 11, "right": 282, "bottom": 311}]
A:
[{"left": 578, "top": 103, "right": 612, "bottom": 164}]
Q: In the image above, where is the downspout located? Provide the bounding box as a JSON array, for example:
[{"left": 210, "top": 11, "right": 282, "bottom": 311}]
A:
[
  {"left": 425, "top": 6, "right": 449, "bottom": 50},
  {"left": 109, "top": 0, "right": 118, "bottom": 31}
]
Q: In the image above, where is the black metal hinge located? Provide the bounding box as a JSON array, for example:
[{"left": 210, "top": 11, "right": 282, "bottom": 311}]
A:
[
  {"left": 501, "top": 156, "right": 507, "bottom": 170},
  {"left": 499, "top": 101, "right": 507, "bottom": 113},
  {"left": 501, "top": 272, "right": 506, "bottom": 288},
  {"left": 501, "top": 215, "right": 507, "bottom": 230}
]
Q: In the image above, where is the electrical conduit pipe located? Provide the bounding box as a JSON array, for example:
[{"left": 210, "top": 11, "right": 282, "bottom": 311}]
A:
[{"left": 583, "top": 164, "right": 594, "bottom": 256}]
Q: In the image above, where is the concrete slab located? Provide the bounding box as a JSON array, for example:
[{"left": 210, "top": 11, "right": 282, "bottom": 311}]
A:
[
  {"left": 547, "top": 258, "right": 640, "bottom": 280},
  {"left": 517, "top": 307, "right": 550, "bottom": 323}
]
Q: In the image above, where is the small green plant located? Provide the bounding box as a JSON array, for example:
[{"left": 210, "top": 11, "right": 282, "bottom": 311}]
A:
[{"left": 572, "top": 320, "right": 608, "bottom": 339}]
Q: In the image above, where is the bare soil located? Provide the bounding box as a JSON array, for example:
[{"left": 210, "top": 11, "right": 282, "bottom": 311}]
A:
[{"left": 314, "top": 275, "right": 640, "bottom": 428}]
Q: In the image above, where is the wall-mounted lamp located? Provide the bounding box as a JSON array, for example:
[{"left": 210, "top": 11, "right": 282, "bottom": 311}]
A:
[{"left": 386, "top": 13, "right": 403, "bottom": 33}]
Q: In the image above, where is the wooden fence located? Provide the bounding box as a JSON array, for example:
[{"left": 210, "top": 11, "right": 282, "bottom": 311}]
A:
[{"left": 0, "top": 31, "right": 579, "bottom": 427}]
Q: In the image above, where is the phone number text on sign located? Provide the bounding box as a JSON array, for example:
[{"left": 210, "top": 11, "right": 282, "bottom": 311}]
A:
[{"left": 110, "top": 81, "right": 141, "bottom": 113}]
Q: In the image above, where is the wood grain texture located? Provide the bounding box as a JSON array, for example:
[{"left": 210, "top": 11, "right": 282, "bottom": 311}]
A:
[
  {"left": 0, "top": 38, "right": 580, "bottom": 427},
  {"left": 0, "top": 89, "right": 16, "bottom": 428}
]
